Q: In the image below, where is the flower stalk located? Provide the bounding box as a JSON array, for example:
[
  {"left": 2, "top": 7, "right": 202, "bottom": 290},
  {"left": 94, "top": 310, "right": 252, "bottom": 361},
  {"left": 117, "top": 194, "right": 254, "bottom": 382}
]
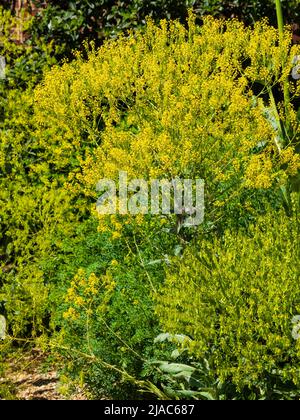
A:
[{"left": 275, "top": 0, "right": 291, "bottom": 137}]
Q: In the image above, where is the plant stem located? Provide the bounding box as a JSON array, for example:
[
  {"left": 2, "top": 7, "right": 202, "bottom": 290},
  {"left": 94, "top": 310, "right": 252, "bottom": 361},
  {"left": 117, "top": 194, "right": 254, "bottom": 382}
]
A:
[
  {"left": 275, "top": 0, "right": 284, "bottom": 36},
  {"left": 275, "top": 0, "right": 290, "bottom": 137}
]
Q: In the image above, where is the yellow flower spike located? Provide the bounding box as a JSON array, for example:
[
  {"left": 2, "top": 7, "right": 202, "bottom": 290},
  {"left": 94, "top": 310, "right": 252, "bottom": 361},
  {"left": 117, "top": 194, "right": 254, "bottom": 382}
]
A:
[
  {"left": 114, "top": 222, "right": 123, "bottom": 232},
  {"left": 74, "top": 296, "right": 85, "bottom": 307},
  {"left": 111, "top": 260, "right": 119, "bottom": 267},
  {"left": 112, "top": 231, "right": 122, "bottom": 240},
  {"left": 63, "top": 307, "right": 79, "bottom": 321},
  {"left": 79, "top": 279, "right": 86, "bottom": 288}
]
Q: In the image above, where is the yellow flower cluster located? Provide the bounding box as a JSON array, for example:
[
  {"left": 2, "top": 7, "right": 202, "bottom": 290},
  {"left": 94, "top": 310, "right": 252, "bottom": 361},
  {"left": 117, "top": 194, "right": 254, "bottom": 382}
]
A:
[
  {"left": 280, "top": 147, "right": 300, "bottom": 176},
  {"left": 33, "top": 16, "right": 300, "bottom": 238},
  {"left": 245, "top": 154, "right": 276, "bottom": 189},
  {"left": 63, "top": 269, "right": 116, "bottom": 321},
  {"left": 63, "top": 307, "right": 79, "bottom": 322}
]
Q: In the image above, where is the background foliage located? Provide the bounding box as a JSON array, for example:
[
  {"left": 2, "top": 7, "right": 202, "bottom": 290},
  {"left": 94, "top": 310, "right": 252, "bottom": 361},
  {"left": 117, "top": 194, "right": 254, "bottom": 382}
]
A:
[
  {"left": 2, "top": 0, "right": 300, "bottom": 81},
  {"left": 27, "top": 0, "right": 300, "bottom": 63}
]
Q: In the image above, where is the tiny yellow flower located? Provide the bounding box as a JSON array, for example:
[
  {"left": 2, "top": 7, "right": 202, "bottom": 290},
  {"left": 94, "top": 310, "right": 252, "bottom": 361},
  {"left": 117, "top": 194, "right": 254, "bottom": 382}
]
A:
[
  {"left": 114, "top": 222, "right": 122, "bottom": 231},
  {"left": 112, "top": 231, "right": 121, "bottom": 240},
  {"left": 74, "top": 296, "right": 85, "bottom": 307},
  {"left": 63, "top": 307, "right": 79, "bottom": 321}
]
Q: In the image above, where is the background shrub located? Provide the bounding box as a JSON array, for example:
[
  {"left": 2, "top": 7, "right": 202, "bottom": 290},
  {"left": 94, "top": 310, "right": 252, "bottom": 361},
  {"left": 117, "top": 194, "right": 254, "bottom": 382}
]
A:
[
  {"left": 0, "top": 6, "right": 58, "bottom": 90},
  {"left": 5, "top": 1, "right": 300, "bottom": 70}
]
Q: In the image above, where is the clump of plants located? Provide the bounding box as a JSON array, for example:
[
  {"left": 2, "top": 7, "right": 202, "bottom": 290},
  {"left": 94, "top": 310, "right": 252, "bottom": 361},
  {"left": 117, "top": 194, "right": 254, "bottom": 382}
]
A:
[
  {"left": 155, "top": 204, "right": 300, "bottom": 399},
  {"left": 1, "top": 8, "right": 300, "bottom": 399}
]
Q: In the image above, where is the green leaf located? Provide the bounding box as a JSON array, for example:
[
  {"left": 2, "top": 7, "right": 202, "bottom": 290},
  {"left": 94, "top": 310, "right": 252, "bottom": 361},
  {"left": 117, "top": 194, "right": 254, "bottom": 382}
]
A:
[{"left": 157, "top": 362, "right": 196, "bottom": 376}]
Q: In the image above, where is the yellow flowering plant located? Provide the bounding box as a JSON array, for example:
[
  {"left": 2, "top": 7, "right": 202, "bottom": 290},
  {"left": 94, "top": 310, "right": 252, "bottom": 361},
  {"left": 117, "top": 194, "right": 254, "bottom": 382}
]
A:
[
  {"left": 155, "top": 203, "right": 300, "bottom": 398},
  {"left": 34, "top": 16, "right": 300, "bottom": 232},
  {"left": 1, "top": 13, "right": 300, "bottom": 399}
]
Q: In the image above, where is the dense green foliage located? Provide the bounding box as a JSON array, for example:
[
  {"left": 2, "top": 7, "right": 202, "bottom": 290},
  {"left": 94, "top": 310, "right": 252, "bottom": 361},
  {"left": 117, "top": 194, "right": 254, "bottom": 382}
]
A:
[
  {"left": 0, "top": 7, "right": 58, "bottom": 90},
  {"left": 0, "top": 2, "right": 300, "bottom": 401},
  {"left": 29, "top": 0, "right": 300, "bottom": 48}
]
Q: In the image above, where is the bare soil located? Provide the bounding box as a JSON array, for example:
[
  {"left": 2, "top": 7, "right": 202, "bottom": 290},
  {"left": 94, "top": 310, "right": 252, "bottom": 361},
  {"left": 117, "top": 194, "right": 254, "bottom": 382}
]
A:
[{"left": 1, "top": 350, "right": 87, "bottom": 400}]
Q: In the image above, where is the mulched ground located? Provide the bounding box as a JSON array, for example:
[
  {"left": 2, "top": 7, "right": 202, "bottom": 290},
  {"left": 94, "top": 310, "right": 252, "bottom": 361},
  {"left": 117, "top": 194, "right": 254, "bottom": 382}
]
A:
[{"left": 1, "top": 350, "right": 87, "bottom": 400}]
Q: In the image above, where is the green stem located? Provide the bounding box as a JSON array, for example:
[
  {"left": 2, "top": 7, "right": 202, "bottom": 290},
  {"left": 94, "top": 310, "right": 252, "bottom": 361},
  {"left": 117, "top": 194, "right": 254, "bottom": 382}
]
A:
[
  {"left": 275, "top": 0, "right": 290, "bottom": 137},
  {"left": 275, "top": 0, "right": 284, "bottom": 36}
]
